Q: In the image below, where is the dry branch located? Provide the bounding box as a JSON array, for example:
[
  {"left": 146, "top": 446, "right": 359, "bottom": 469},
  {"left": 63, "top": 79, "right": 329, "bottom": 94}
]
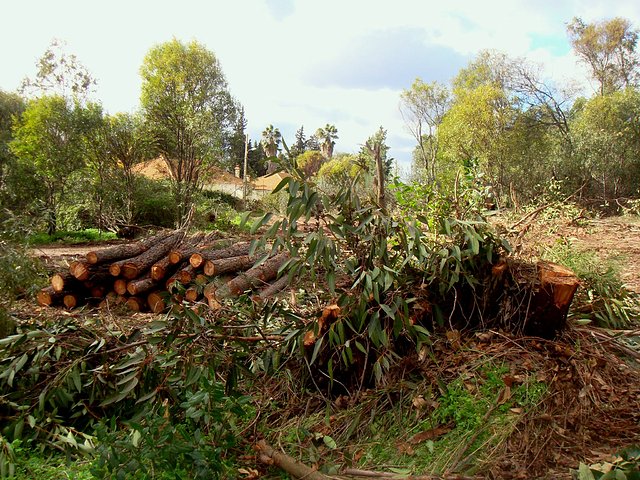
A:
[{"left": 255, "top": 440, "right": 331, "bottom": 480}]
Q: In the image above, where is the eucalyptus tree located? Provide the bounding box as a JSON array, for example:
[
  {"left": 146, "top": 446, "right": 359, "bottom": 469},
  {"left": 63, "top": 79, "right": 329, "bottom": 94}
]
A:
[
  {"left": 400, "top": 79, "right": 450, "bottom": 183},
  {"left": 10, "top": 96, "right": 101, "bottom": 234},
  {"left": 315, "top": 124, "right": 338, "bottom": 159},
  {"left": 140, "top": 38, "right": 239, "bottom": 225},
  {"left": 567, "top": 17, "right": 640, "bottom": 95},
  {"left": 20, "top": 39, "right": 96, "bottom": 103},
  {"left": 0, "top": 90, "right": 25, "bottom": 194}
]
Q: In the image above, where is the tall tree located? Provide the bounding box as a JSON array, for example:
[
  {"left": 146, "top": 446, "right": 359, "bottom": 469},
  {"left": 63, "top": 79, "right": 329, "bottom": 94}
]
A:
[
  {"left": 261, "top": 124, "right": 281, "bottom": 173},
  {"left": 315, "top": 124, "right": 338, "bottom": 159},
  {"left": 10, "top": 96, "right": 94, "bottom": 234},
  {"left": 102, "top": 112, "right": 156, "bottom": 225},
  {"left": 20, "top": 39, "right": 96, "bottom": 103},
  {"left": 0, "top": 90, "right": 25, "bottom": 193},
  {"left": 289, "top": 125, "right": 308, "bottom": 159},
  {"left": 140, "top": 38, "right": 238, "bottom": 225},
  {"left": 567, "top": 17, "right": 640, "bottom": 95},
  {"left": 400, "top": 79, "right": 450, "bottom": 183}
]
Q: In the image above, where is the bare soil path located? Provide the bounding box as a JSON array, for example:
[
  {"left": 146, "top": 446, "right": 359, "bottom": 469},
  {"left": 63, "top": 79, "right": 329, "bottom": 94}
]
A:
[{"left": 518, "top": 215, "right": 640, "bottom": 293}]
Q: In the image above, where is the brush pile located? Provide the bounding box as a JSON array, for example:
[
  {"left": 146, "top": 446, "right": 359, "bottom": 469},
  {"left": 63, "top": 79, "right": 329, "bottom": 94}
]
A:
[{"left": 36, "top": 230, "right": 290, "bottom": 313}]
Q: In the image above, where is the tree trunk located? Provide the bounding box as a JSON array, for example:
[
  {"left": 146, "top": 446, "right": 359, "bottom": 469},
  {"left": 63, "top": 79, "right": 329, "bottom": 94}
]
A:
[
  {"left": 125, "top": 296, "right": 146, "bottom": 312},
  {"left": 189, "top": 242, "right": 252, "bottom": 269},
  {"left": 51, "top": 272, "right": 81, "bottom": 293},
  {"left": 114, "top": 278, "right": 128, "bottom": 296},
  {"left": 69, "top": 262, "right": 109, "bottom": 282},
  {"left": 150, "top": 255, "right": 174, "bottom": 281},
  {"left": 86, "top": 230, "right": 174, "bottom": 265},
  {"left": 257, "top": 275, "right": 291, "bottom": 301},
  {"left": 127, "top": 273, "right": 157, "bottom": 296},
  {"left": 203, "top": 255, "right": 256, "bottom": 277},
  {"left": 63, "top": 293, "right": 84, "bottom": 310},
  {"left": 147, "top": 291, "right": 167, "bottom": 314},
  {"left": 209, "top": 252, "right": 290, "bottom": 307},
  {"left": 167, "top": 232, "right": 222, "bottom": 264},
  {"left": 116, "top": 230, "right": 184, "bottom": 279},
  {"left": 525, "top": 261, "right": 580, "bottom": 337},
  {"left": 37, "top": 286, "right": 64, "bottom": 307}
]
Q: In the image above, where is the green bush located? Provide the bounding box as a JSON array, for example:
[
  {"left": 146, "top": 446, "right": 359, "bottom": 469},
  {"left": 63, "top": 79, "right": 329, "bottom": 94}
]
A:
[
  {"left": 28, "top": 229, "right": 117, "bottom": 245},
  {"left": 132, "top": 178, "right": 175, "bottom": 227}
]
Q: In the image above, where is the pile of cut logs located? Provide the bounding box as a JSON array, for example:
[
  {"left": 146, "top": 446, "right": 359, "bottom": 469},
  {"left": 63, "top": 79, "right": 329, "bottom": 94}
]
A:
[{"left": 36, "top": 230, "right": 291, "bottom": 313}]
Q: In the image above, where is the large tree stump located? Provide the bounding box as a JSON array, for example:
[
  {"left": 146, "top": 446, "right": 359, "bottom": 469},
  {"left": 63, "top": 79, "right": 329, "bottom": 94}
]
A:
[{"left": 525, "top": 261, "right": 580, "bottom": 337}]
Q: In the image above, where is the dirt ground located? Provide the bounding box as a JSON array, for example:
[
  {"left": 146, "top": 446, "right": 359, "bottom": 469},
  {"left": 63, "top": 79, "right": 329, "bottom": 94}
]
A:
[{"left": 508, "top": 214, "right": 640, "bottom": 294}]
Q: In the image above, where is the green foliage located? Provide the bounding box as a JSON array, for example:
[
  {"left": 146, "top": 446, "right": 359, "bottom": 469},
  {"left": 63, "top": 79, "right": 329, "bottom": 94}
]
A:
[
  {"left": 295, "top": 150, "right": 325, "bottom": 178},
  {"left": 140, "top": 38, "right": 240, "bottom": 224},
  {"left": 0, "top": 306, "right": 253, "bottom": 465},
  {"left": 250, "top": 155, "right": 509, "bottom": 388},
  {"left": 571, "top": 88, "right": 640, "bottom": 200},
  {"left": 567, "top": 17, "right": 639, "bottom": 96},
  {"left": 131, "top": 177, "right": 175, "bottom": 227},
  {"left": 574, "top": 445, "right": 640, "bottom": 480},
  {"left": 2, "top": 440, "right": 92, "bottom": 480},
  {"left": 544, "top": 239, "right": 639, "bottom": 328},
  {"left": 9, "top": 96, "right": 102, "bottom": 234},
  {"left": 27, "top": 229, "right": 117, "bottom": 245},
  {"left": 91, "top": 385, "right": 249, "bottom": 479}
]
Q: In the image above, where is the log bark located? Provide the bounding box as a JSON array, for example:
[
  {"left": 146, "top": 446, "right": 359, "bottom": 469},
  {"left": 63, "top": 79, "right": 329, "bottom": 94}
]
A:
[
  {"left": 147, "top": 291, "right": 167, "bottom": 313},
  {"left": 257, "top": 275, "right": 291, "bottom": 301},
  {"left": 125, "top": 296, "right": 146, "bottom": 312},
  {"left": 189, "top": 242, "right": 252, "bottom": 269},
  {"left": 203, "top": 254, "right": 256, "bottom": 277},
  {"left": 114, "top": 278, "right": 128, "bottom": 296},
  {"left": 210, "top": 252, "right": 290, "bottom": 305},
  {"left": 37, "top": 286, "right": 63, "bottom": 307},
  {"left": 166, "top": 231, "right": 223, "bottom": 265},
  {"left": 255, "top": 440, "right": 330, "bottom": 480},
  {"left": 117, "top": 230, "right": 184, "bottom": 279},
  {"left": 127, "top": 273, "right": 157, "bottom": 296},
  {"left": 51, "top": 272, "right": 81, "bottom": 293},
  {"left": 86, "top": 230, "right": 173, "bottom": 265},
  {"left": 63, "top": 293, "right": 84, "bottom": 309}
]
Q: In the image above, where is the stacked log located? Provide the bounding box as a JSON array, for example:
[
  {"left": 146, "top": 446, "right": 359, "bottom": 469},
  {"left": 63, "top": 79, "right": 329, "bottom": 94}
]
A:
[{"left": 37, "top": 230, "right": 292, "bottom": 313}]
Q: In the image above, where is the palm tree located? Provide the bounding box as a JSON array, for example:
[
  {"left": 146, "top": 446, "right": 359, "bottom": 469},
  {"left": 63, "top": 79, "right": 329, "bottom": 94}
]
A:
[
  {"left": 261, "top": 124, "right": 281, "bottom": 158},
  {"left": 315, "top": 124, "right": 338, "bottom": 159}
]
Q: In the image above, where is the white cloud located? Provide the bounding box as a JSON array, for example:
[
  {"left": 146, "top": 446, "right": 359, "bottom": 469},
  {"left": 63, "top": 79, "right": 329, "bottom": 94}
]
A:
[{"left": 3, "top": 0, "right": 640, "bottom": 171}]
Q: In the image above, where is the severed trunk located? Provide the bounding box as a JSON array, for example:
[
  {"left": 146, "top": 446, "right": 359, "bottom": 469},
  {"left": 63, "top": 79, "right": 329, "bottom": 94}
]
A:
[
  {"left": 127, "top": 272, "right": 158, "bottom": 296},
  {"left": 114, "top": 230, "right": 184, "bottom": 279},
  {"left": 209, "top": 252, "right": 290, "bottom": 307},
  {"left": 203, "top": 254, "right": 257, "bottom": 277},
  {"left": 86, "top": 230, "right": 174, "bottom": 265},
  {"left": 189, "top": 242, "right": 252, "bottom": 269}
]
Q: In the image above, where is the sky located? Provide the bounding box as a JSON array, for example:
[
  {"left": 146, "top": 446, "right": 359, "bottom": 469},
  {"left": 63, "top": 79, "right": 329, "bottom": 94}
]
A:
[{"left": 2, "top": 0, "right": 640, "bottom": 173}]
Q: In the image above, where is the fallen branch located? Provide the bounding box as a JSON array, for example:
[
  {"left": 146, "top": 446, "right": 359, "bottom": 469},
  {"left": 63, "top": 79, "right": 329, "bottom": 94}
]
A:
[{"left": 255, "top": 440, "right": 332, "bottom": 480}]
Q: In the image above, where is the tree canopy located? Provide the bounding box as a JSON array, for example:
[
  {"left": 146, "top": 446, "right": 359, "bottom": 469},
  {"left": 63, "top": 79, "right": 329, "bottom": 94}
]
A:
[{"left": 140, "top": 38, "right": 239, "bottom": 224}]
